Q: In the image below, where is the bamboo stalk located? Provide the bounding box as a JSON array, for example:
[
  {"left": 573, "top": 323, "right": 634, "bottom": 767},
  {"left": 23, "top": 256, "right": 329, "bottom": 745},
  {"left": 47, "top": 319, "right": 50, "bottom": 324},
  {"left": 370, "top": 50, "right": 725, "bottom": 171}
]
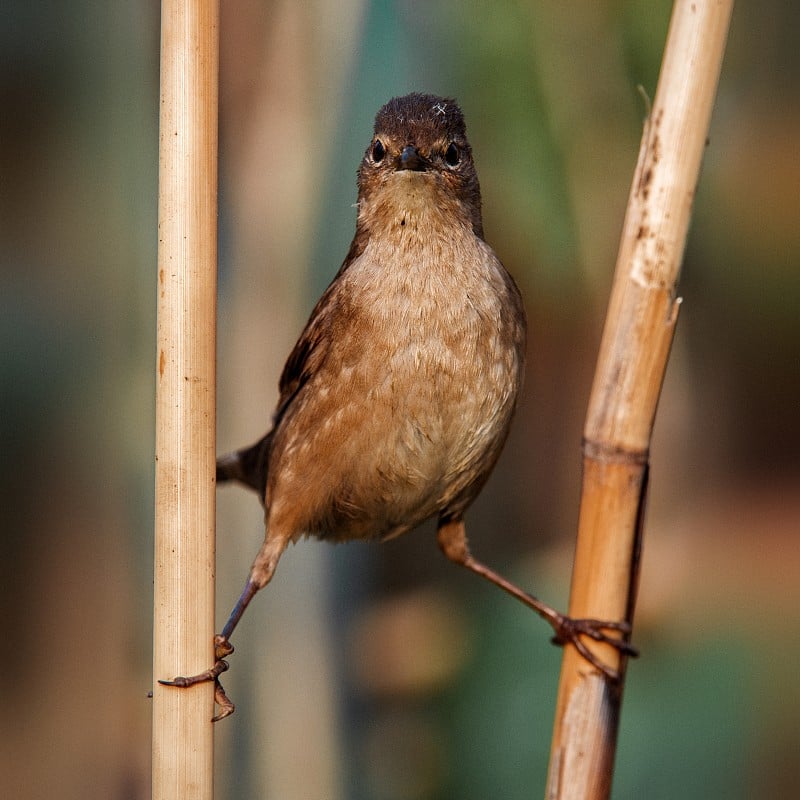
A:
[
  {"left": 153, "top": 1, "right": 219, "bottom": 798},
  {"left": 545, "top": 2, "right": 733, "bottom": 797}
]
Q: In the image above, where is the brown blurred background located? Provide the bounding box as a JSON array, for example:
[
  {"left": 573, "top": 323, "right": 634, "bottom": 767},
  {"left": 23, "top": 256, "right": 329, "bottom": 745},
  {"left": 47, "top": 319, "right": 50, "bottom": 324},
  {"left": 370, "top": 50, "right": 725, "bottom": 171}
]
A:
[{"left": 2, "top": 1, "right": 799, "bottom": 798}]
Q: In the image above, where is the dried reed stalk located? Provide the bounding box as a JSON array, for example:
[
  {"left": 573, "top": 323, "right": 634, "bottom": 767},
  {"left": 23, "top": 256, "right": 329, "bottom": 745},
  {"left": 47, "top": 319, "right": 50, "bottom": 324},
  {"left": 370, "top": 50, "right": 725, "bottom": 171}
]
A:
[
  {"left": 545, "top": 2, "right": 733, "bottom": 797},
  {"left": 153, "top": 1, "right": 219, "bottom": 798}
]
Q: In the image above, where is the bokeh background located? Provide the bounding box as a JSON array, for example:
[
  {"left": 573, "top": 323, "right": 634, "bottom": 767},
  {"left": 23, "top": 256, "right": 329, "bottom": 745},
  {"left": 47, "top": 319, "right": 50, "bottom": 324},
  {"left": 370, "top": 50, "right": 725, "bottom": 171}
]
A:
[{"left": 2, "top": 1, "right": 799, "bottom": 798}]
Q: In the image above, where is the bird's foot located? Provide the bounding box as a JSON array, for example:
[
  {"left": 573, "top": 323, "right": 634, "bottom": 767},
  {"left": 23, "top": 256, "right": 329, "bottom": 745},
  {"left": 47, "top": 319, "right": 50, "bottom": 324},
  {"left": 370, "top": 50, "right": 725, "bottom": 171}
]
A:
[
  {"left": 550, "top": 615, "right": 638, "bottom": 682},
  {"left": 158, "top": 634, "right": 236, "bottom": 722}
]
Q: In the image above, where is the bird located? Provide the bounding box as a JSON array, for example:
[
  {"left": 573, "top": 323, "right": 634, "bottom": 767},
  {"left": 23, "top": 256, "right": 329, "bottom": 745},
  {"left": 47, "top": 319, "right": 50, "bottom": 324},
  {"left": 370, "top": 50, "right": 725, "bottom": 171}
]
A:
[{"left": 160, "top": 93, "right": 635, "bottom": 720}]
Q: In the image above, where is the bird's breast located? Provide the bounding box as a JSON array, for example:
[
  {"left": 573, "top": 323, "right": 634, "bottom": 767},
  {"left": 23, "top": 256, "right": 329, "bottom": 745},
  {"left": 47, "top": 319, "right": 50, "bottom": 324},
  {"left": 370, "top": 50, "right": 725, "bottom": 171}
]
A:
[
  {"left": 268, "top": 228, "right": 525, "bottom": 543},
  {"left": 329, "top": 235, "right": 523, "bottom": 517}
]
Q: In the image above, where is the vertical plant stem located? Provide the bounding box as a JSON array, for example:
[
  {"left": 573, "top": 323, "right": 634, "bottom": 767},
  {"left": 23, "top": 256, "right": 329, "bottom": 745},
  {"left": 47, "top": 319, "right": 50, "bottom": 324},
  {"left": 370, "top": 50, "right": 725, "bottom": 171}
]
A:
[
  {"left": 153, "top": 1, "right": 219, "bottom": 798},
  {"left": 545, "top": 2, "right": 733, "bottom": 797}
]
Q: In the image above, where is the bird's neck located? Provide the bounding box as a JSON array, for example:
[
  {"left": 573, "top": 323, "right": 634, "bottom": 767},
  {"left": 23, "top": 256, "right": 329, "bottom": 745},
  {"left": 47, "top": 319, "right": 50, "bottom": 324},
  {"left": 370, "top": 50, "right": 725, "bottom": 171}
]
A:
[{"left": 356, "top": 172, "right": 480, "bottom": 250}]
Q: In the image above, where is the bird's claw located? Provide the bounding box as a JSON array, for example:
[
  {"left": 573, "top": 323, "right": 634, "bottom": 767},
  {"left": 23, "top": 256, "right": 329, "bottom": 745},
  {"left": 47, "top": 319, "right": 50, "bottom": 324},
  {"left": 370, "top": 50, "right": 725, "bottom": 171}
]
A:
[
  {"left": 158, "top": 635, "right": 236, "bottom": 722},
  {"left": 550, "top": 616, "right": 638, "bottom": 682},
  {"left": 212, "top": 678, "right": 235, "bottom": 722},
  {"left": 214, "top": 634, "right": 234, "bottom": 660}
]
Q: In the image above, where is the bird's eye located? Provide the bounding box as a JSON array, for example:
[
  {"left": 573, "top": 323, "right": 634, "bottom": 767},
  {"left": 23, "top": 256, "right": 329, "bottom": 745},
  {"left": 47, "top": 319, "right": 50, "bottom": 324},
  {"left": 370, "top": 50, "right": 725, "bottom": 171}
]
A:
[
  {"left": 371, "top": 139, "right": 386, "bottom": 163},
  {"left": 444, "top": 142, "right": 460, "bottom": 166}
]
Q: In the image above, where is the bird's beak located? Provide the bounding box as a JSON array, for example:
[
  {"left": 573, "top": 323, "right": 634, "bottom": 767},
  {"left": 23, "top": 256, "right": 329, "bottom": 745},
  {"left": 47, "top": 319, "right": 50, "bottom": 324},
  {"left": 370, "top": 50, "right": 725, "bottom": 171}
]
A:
[{"left": 396, "top": 145, "right": 427, "bottom": 172}]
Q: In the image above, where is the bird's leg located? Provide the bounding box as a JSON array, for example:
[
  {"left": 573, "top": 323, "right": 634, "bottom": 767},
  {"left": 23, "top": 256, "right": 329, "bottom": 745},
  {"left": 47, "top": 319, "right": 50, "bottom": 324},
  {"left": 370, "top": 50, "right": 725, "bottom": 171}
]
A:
[
  {"left": 159, "top": 535, "right": 287, "bottom": 722},
  {"left": 436, "top": 517, "right": 637, "bottom": 681}
]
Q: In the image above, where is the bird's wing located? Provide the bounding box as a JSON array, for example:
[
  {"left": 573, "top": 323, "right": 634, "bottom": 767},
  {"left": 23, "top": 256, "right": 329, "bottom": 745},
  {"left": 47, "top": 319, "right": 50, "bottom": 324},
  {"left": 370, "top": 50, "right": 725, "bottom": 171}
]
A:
[
  {"left": 218, "top": 234, "right": 368, "bottom": 498},
  {"left": 274, "top": 228, "right": 367, "bottom": 423}
]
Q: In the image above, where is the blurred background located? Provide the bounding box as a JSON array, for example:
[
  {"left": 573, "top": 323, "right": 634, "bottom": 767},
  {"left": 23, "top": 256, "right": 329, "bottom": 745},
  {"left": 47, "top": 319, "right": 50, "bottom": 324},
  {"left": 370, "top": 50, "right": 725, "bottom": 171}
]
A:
[{"left": 2, "top": 1, "right": 799, "bottom": 798}]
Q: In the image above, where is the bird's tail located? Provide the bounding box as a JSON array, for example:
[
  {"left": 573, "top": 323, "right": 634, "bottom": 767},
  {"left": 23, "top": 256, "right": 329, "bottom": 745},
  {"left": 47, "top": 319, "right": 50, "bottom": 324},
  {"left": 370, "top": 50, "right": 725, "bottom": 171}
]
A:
[{"left": 216, "top": 431, "right": 272, "bottom": 500}]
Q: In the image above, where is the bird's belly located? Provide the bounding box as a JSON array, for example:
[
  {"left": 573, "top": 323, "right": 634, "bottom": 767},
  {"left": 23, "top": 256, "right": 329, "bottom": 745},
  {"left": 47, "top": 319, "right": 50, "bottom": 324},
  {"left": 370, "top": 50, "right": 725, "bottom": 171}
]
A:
[{"left": 284, "top": 315, "right": 518, "bottom": 541}]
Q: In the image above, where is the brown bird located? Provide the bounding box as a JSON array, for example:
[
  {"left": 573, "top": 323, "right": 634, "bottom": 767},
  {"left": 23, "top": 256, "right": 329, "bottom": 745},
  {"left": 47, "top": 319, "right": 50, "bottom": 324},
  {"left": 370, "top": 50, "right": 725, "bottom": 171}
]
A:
[{"left": 160, "top": 93, "right": 634, "bottom": 720}]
